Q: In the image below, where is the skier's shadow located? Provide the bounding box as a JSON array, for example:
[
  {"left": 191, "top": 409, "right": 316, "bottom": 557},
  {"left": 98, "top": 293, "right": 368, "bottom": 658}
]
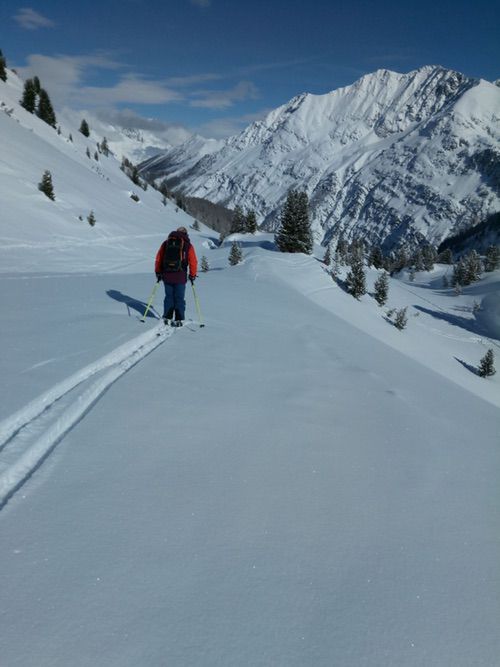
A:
[{"left": 106, "top": 290, "right": 159, "bottom": 319}]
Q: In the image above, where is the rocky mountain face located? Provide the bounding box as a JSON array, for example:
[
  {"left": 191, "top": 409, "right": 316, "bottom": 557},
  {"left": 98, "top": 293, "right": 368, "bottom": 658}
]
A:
[{"left": 139, "top": 66, "right": 500, "bottom": 251}]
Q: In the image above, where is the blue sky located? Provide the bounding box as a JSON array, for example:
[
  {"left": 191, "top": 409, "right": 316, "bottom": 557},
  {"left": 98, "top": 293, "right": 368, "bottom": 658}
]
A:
[{"left": 1, "top": 0, "right": 499, "bottom": 139}]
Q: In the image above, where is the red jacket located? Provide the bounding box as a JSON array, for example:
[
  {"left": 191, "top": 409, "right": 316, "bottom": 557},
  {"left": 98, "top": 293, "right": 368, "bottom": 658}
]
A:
[{"left": 155, "top": 231, "right": 198, "bottom": 285}]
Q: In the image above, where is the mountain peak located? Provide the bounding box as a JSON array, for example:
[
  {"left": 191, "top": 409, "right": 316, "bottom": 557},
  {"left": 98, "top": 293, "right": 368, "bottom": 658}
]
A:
[{"left": 139, "top": 65, "right": 500, "bottom": 251}]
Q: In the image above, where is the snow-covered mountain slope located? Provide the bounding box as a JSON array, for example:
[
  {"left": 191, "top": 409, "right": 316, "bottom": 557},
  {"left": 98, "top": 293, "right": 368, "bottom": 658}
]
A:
[
  {"left": 0, "top": 235, "right": 499, "bottom": 666},
  {"left": 1, "top": 63, "right": 500, "bottom": 667},
  {"left": 0, "top": 69, "right": 194, "bottom": 273},
  {"left": 141, "top": 66, "right": 500, "bottom": 250}
]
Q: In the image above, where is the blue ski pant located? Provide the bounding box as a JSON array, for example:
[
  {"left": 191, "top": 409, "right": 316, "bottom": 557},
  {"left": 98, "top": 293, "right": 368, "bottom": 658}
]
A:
[{"left": 162, "top": 281, "right": 186, "bottom": 319}]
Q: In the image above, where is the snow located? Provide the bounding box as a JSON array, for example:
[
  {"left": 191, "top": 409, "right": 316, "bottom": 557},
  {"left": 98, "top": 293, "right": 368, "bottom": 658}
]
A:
[{"left": 1, "top": 69, "right": 500, "bottom": 666}]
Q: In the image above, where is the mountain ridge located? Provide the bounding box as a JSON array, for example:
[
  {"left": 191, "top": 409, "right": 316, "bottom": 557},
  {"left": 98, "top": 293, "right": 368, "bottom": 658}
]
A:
[{"left": 139, "top": 65, "right": 500, "bottom": 251}]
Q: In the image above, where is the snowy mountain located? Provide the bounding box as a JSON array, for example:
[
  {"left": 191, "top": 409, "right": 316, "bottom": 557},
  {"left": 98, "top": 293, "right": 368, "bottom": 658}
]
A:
[
  {"left": 58, "top": 108, "right": 193, "bottom": 164},
  {"left": 0, "top": 68, "right": 193, "bottom": 274},
  {"left": 140, "top": 66, "right": 500, "bottom": 251},
  {"left": 1, "top": 64, "right": 500, "bottom": 666}
]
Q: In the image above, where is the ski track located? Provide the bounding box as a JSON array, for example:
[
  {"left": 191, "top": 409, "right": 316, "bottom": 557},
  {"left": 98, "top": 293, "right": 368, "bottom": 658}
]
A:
[{"left": 0, "top": 321, "right": 173, "bottom": 509}]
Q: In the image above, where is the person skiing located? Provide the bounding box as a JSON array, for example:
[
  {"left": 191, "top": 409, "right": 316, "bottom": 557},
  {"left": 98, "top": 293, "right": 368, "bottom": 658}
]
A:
[{"left": 155, "top": 226, "right": 198, "bottom": 326}]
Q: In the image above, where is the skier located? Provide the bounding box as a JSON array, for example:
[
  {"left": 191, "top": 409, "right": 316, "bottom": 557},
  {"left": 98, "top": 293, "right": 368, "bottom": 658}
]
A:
[{"left": 155, "top": 226, "right": 198, "bottom": 326}]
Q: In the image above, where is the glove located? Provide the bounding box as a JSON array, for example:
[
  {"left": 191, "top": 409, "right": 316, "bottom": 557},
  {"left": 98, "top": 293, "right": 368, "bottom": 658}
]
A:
[
  {"left": 189, "top": 274, "right": 197, "bottom": 284},
  {"left": 156, "top": 273, "right": 162, "bottom": 282}
]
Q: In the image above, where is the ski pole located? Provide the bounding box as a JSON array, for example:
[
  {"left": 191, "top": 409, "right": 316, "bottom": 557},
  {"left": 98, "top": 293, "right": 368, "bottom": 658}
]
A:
[
  {"left": 140, "top": 279, "right": 161, "bottom": 322},
  {"left": 191, "top": 281, "right": 205, "bottom": 327}
]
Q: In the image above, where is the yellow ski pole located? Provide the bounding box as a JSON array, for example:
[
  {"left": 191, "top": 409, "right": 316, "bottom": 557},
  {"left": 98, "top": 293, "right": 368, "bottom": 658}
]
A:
[
  {"left": 191, "top": 281, "right": 205, "bottom": 327},
  {"left": 140, "top": 279, "right": 161, "bottom": 322}
]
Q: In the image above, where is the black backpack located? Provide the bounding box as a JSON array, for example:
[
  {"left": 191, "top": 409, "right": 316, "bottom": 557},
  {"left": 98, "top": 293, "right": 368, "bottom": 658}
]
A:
[{"left": 162, "top": 235, "right": 186, "bottom": 272}]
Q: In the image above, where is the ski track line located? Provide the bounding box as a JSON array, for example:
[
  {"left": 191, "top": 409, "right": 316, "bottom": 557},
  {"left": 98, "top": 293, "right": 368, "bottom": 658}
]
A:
[{"left": 0, "top": 323, "right": 172, "bottom": 508}]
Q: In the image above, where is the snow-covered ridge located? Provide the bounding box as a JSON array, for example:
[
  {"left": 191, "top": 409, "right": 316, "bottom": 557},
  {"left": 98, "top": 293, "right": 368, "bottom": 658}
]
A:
[
  {"left": 140, "top": 65, "right": 500, "bottom": 251},
  {"left": 0, "top": 68, "right": 200, "bottom": 275}
]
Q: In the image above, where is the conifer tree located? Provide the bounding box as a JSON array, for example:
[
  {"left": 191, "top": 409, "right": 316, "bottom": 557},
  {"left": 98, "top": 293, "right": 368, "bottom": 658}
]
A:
[
  {"left": 87, "top": 210, "right": 96, "bottom": 226},
  {"left": 373, "top": 271, "right": 389, "bottom": 306},
  {"left": 229, "top": 241, "right": 243, "bottom": 266},
  {"left": 412, "top": 249, "right": 425, "bottom": 271},
  {"left": 230, "top": 205, "right": 246, "bottom": 234},
  {"left": 33, "top": 76, "right": 41, "bottom": 94},
  {"left": 36, "top": 88, "right": 57, "bottom": 128},
  {"left": 484, "top": 245, "right": 500, "bottom": 272},
  {"left": 201, "top": 255, "right": 210, "bottom": 272},
  {"left": 438, "top": 248, "right": 453, "bottom": 264},
  {"left": 100, "top": 137, "right": 110, "bottom": 156},
  {"left": 369, "top": 245, "right": 384, "bottom": 269},
  {"left": 323, "top": 244, "right": 331, "bottom": 266},
  {"left": 394, "top": 307, "right": 408, "bottom": 330},
  {"left": 422, "top": 244, "right": 437, "bottom": 271},
  {"left": 192, "top": 219, "right": 200, "bottom": 231},
  {"left": 20, "top": 78, "right": 36, "bottom": 113},
  {"left": 336, "top": 237, "right": 349, "bottom": 265},
  {"left": 346, "top": 255, "right": 366, "bottom": 299},
  {"left": 79, "top": 118, "right": 90, "bottom": 137},
  {"left": 275, "top": 189, "right": 313, "bottom": 254},
  {"left": 245, "top": 209, "right": 258, "bottom": 234},
  {"left": 0, "top": 49, "right": 7, "bottom": 82},
  {"left": 464, "top": 250, "right": 482, "bottom": 284},
  {"left": 38, "top": 170, "right": 55, "bottom": 200},
  {"left": 86, "top": 147, "right": 91, "bottom": 158},
  {"left": 478, "top": 349, "right": 495, "bottom": 377}
]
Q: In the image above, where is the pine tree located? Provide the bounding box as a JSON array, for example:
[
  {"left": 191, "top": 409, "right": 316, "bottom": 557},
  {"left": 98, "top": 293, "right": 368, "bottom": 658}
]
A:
[
  {"left": 201, "top": 255, "right": 210, "bottom": 272},
  {"left": 229, "top": 241, "right": 242, "bottom": 266},
  {"left": 346, "top": 255, "right": 366, "bottom": 299},
  {"left": 336, "top": 237, "right": 349, "bottom": 265},
  {"left": 478, "top": 349, "right": 495, "bottom": 377},
  {"left": 464, "top": 250, "right": 482, "bottom": 284},
  {"left": 323, "top": 244, "right": 331, "bottom": 266},
  {"left": 0, "top": 49, "right": 7, "bottom": 82},
  {"left": 36, "top": 88, "right": 57, "bottom": 128},
  {"left": 33, "top": 76, "right": 41, "bottom": 94},
  {"left": 100, "top": 137, "right": 110, "bottom": 156},
  {"left": 412, "top": 249, "right": 425, "bottom": 272},
  {"left": 86, "top": 147, "right": 91, "bottom": 158},
  {"left": 20, "top": 78, "right": 36, "bottom": 113},
  {"left": 373, "top": 271, "right": 389, "bottom": 306},
  {"left": 394, "top": 307, "right": 408, "bottom": 330},
  {"left": 245, "top": 209, "right": 258, "bottom": 234},
  {"left": 275, "top": 189, "right": 313, "bottom": 254},
  {"left": 38, "top": 170, "right": 55, "bottom": 200},
  {"left": 230, "top": 205, "right": 246, "bottom": 234},
  {"left": 422, "top": 244, "right": 437, "bottom": 271},
  {"left": 369, "top": 245, "right": 384, "bottom": 269},
  {"left": 484, "top": 245, "right": 500, "bottom": 272},
  {"left": 79, "top": 118, "right": 90, "bottom": 137},
  {"left": 437, "top": 248, "right": 453, "bottom": 264},
  {"left": 87, "top": 210, "right": 96, "bottom": 226},
  {"left": 192, "top": 219, "right": 200, "bottom": 231}
]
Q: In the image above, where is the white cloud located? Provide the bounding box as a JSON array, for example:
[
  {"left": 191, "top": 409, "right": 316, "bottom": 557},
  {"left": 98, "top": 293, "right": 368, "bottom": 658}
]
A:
[
  {"left": 14, "top": 7, "right": 56, "bottom": 30},
  {"left": 16, "top": 54, "right": 182, "bottom": 108},
  {"left": 190, "top": 81, "right": 259, "bottom": 109},
  {"left": 79, "top": 75, "right": 182, "bottom": 106}
]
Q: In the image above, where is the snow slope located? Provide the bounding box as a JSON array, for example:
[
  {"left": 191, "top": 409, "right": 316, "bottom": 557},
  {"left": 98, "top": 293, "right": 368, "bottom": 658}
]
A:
[{"left": 1, "top": 68, "right": 500, "bottom": 666}]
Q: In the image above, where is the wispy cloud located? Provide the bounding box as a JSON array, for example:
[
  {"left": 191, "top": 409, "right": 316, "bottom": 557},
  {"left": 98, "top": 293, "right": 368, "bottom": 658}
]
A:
[
  {"left": 14, "top": 7, "right": 56, "bottom": 30},
  {"left": 190, "top": 81, "right": 259, "bottom": 109},
  {"left": 16, "top": 53, "right": 182, "bottom": 108},
  {"left": 196, "top": 108, "right": 271, "bottom": 139},
  {"left": 79, "top": 75, "right": 182, "bottom": 106}
]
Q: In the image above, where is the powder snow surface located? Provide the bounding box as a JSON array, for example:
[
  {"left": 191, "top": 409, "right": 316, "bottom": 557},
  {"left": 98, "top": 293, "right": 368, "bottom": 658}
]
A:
[{"left": 1, "top": 69, "right": 499, "bottom": 667}]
